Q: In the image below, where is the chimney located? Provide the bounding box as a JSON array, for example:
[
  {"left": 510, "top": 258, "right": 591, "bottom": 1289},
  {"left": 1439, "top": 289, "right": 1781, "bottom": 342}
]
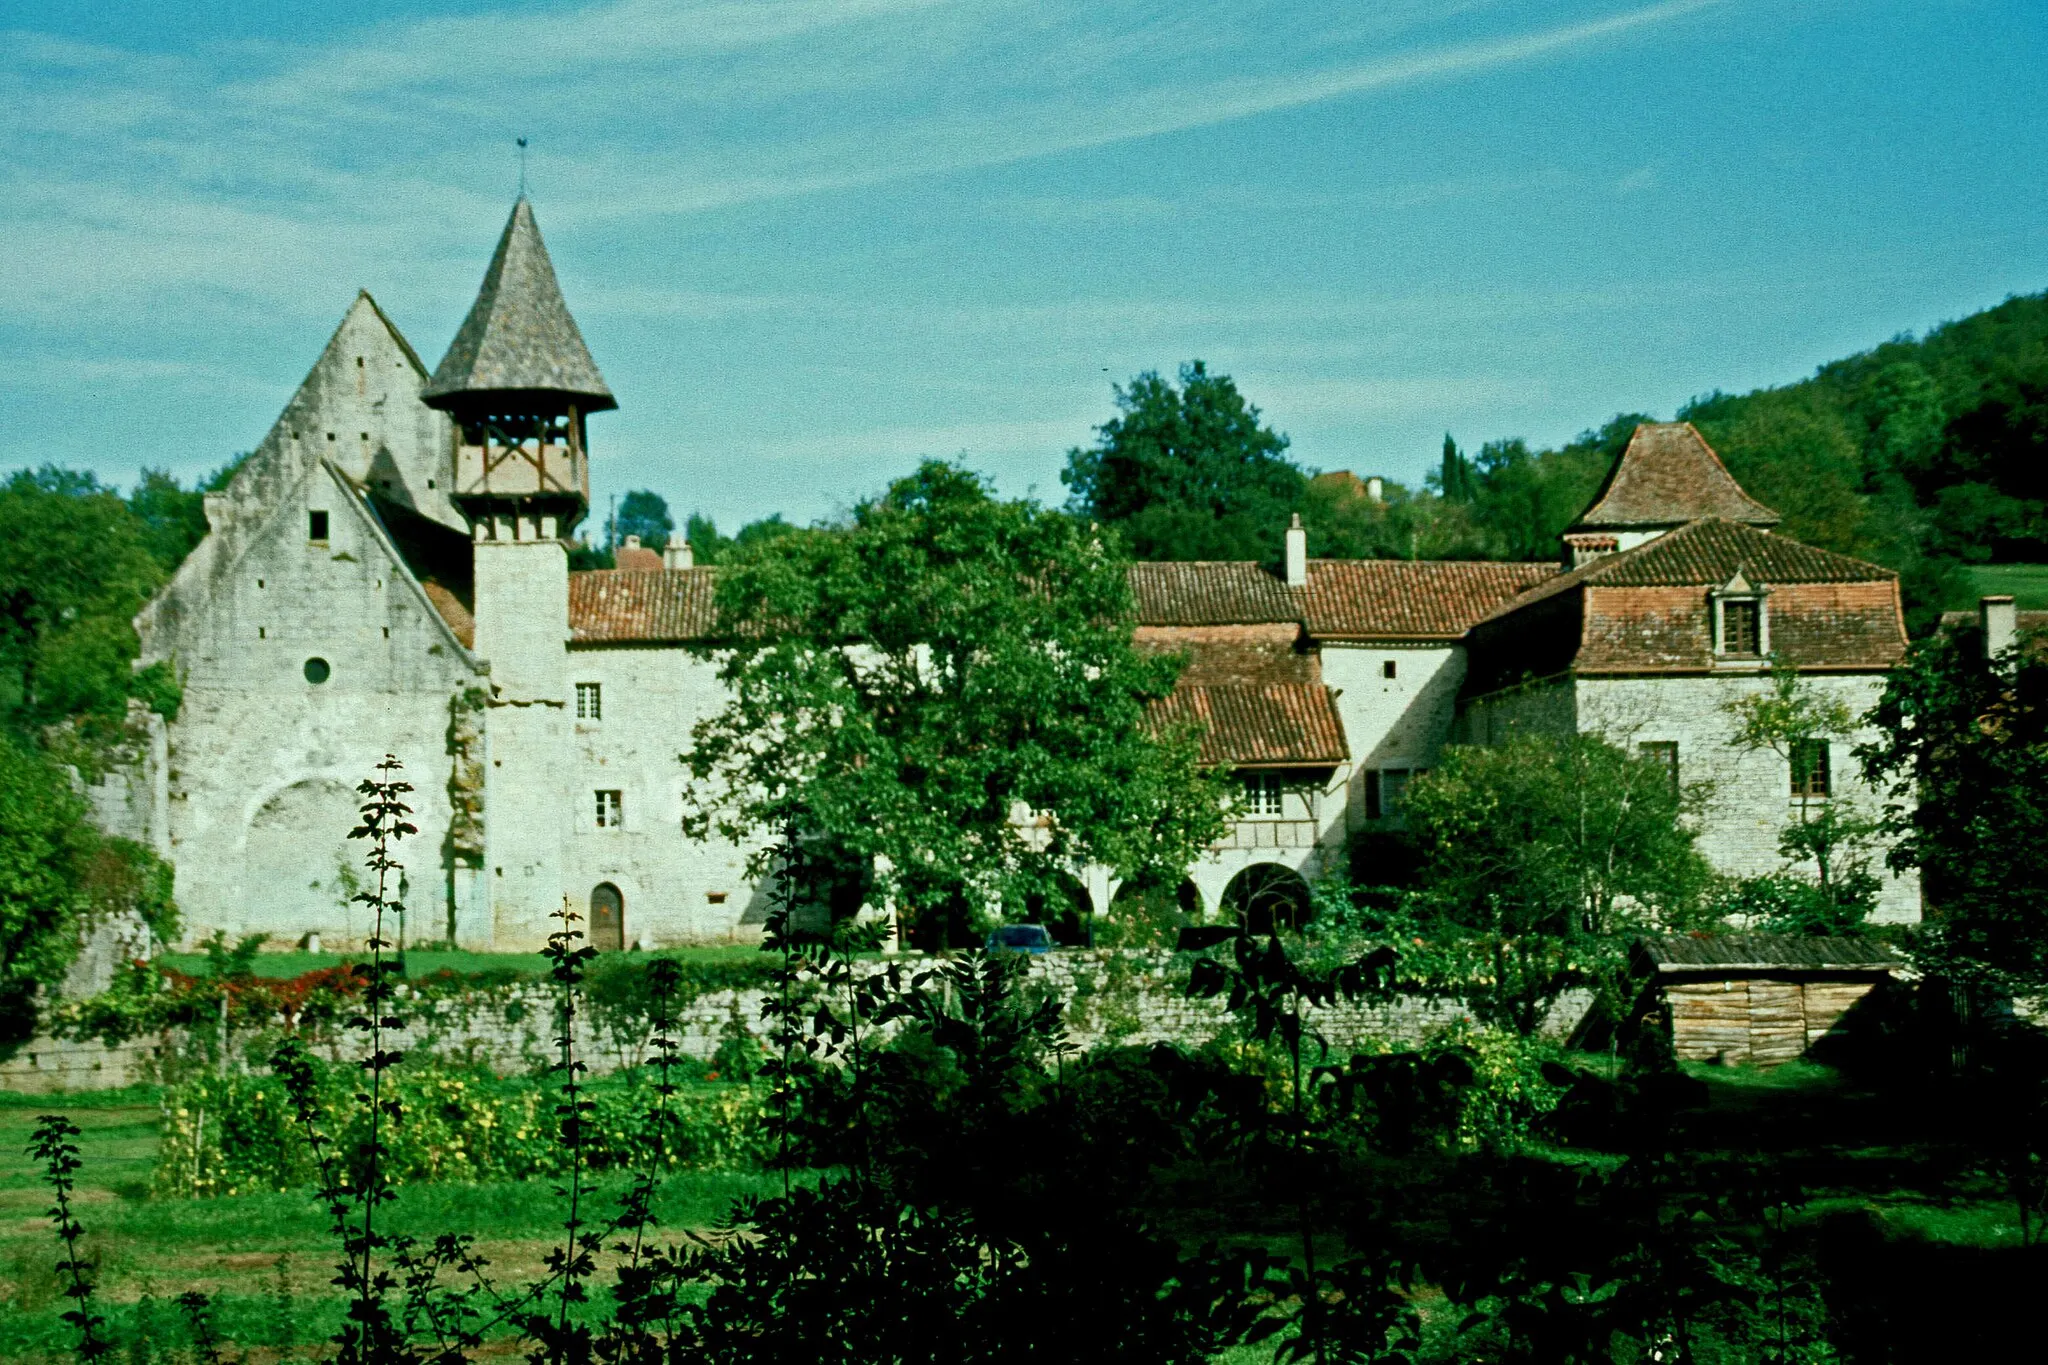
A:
[
  {"left": 623, "top": 534, "right": 641, "bottom": 552},
  {"left": 1285, "top": 513, "right": 1307, "bottom": 588},
  {"left": 1981, "top": 594, "right": 2018, "bottom": 660},
  {"left": 202, "top": 492, "right": 231, "bottom": 531},
  {"left": 663, "top": 540, "right": 694, "bottom": 569},
  {"left": 1365, "top": 476, "right": 1384, "bottom": 503}
]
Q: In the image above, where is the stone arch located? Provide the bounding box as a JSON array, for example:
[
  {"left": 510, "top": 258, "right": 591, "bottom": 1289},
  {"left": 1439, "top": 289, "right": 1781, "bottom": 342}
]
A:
[
  {"left": 1022, "top": 872, "right": 1093, "bottom": 947},
  {"left": 589, "top": 882, "right": 624, "bottom": 952},
  {"left": 244, "top": 778, "right": 362, "bottom": 943},
  {"left": 1107, "top": 876, "right": 1203, "bottom": 946},
  {"left": 1222, "top": 862, "right": 1313, "bottom": 936}
]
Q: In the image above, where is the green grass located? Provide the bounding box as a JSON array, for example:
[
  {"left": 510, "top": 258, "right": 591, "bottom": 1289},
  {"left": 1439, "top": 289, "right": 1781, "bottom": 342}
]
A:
[
  {"left": 1961, "top": 563, "right": 2048, "bottom": 610},
  {"left": 0, "top": 1084, "right": 782, "bottom": 1360},
  {"left": 155, "top": 943, "right": 773, "bottom": 980}
]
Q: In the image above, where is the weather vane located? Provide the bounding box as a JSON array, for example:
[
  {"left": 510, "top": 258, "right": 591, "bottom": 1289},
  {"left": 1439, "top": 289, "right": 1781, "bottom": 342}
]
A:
[{"left": 517, "top": 137, "right": 529, "bottom": 196}]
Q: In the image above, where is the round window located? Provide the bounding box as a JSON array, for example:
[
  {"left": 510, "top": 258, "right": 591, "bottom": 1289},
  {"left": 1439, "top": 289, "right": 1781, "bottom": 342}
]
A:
[{"left": 303, "top": 657, "right": 331, "bottom": 684}]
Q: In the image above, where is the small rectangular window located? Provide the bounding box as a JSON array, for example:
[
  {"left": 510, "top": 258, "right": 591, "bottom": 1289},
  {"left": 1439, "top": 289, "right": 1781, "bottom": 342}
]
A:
[
  {"left": 1639, "top": 741, "right": 1679, "bottom": 796},
  {"left": 1722, "top": 599, "right": 1760, "bottom": 654},
  {"left": 576, "top": 682, "right": 602, "bottom": 720},
  {"left": 594, "top": 789, "right": 624, "bottom": 829},
  {"left": 1241, "top": 772, "right": 1285, "bottom": 817},
  {"left": 1368, "top": 768, "right": 1411, "bottom": 820},
  {"left": 1790, "top": 740, "right": 1830, "bottom": 798},
  {"left": 1382, "top": 659, "right": 1398, "bottom": 679},
  {"left": 308, "top": 509, "right": 329, "bottom": 542}
]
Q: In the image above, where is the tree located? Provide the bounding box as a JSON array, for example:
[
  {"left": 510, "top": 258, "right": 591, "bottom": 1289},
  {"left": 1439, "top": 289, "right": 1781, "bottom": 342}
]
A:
[
  {"left": 1061, "top": 361, "right": 1305, "bottom": 562},
  {"left": 1860, "top": 620, "right": 2048, "bottom": 997},
  {"left": 0, "top": 739, "right": 102, "bottom": 1055},
  {"left": 1723, "top": 663, "right": 1881, "bottom": 931},
  {"left": 1400, "top": 733, "right": 1711, "bottom": 1033},
  {"left": 0, "top": 468, "right": 171, "bottom": 738},
  {"left": 684, "top": 512, "right": 801, "bottom": 567},
  {"left": 681, "top": 461, "right": 1231, "bottom": 943},
  {"left": 614, "top": 489, "right": 675, "bottom": 551}
]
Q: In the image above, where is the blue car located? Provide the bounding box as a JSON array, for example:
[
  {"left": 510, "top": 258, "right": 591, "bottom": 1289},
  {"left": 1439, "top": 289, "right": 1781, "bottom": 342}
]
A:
[{"left": 985, "top": 924, "right": 1054, "bottom": 955}]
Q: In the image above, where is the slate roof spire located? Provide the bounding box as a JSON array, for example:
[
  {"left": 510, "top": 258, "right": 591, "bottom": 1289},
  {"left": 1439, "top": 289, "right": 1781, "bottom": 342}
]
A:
[
  {"left": 423, "top": 197, "right": 615, "bottom": 413},
  {"left": 1569, "top": 422, "right": 1777, "bottom": 532}
]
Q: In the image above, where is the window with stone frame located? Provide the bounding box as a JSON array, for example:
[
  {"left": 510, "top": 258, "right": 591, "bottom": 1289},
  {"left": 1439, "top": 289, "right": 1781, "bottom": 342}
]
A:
[
  {"left": 575, "top": 682, "right": 602, "bottom": 721},
  {"left": 594, "top": 789, "right": 624, "bottom": 829},
  {"left": 1720, "top": 598, "right": 1762, "bottom": 654},
  {"left": 1638, "top": 741, "right": 1679, "bottom": 797},
  {"left": 1241, "top": 771, "right": 1286, "bottom": 817},
  {"left": 1789, "top": 739, "right": 1831, "bottom": 799},
  {"left": 1367, "top": 768, "right": 1418, "bottom": 820}
]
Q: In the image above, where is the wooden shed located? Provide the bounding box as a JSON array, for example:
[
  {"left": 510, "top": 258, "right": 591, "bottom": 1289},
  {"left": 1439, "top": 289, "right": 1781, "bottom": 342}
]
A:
[{"left": 1632, "top": 934, "right": 1900, "bottom": 1067}]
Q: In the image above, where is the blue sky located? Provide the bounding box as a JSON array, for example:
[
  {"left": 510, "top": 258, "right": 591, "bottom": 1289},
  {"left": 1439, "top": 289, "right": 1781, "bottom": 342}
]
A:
[{"left": 3, "top": 0, "right": 2045, "bottom": 533}]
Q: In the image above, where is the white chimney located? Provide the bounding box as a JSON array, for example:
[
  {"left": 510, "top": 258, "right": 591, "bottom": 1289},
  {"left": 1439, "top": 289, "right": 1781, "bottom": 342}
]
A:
[
  {"left": 202, "top": 492, "right": 230, "bottom": 531},
  {"left": 623, "top": 534, "right": 641, "bottom": 551},
  {"left": 1365, "top": 476, "right": 1384, "bottom": 503},
  {"left": 1981, "top": 594, "right": 2018, "bottom": 660},
  {"left": 1285, "top": 513, "right": 1307, "bottom": 588},
  {"left": 663, "top": 540, "right": 694, "bottom": 569}
]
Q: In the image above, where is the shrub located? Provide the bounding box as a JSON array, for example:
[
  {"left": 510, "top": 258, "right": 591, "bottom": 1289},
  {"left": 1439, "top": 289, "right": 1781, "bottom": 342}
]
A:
[{"left": 152, "top": 1062, "right": 768, "bottom": 1197}]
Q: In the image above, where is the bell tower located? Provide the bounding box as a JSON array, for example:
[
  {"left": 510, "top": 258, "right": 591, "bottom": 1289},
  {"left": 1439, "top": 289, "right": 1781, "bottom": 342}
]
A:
[{"left": 423, "top": 198, "right": 614, "bottom": 948}]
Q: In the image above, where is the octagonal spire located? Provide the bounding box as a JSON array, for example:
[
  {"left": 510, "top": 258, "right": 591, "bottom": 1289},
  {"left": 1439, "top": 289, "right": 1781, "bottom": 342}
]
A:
[{"left": 423, "top": 198, "right": 614, "bottom": 413}]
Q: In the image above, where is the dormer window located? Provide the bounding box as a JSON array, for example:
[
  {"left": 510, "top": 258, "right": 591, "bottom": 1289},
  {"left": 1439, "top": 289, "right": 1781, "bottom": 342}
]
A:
[{"left": 1711, "top": 571, "right": 1767, "bottom": 657}]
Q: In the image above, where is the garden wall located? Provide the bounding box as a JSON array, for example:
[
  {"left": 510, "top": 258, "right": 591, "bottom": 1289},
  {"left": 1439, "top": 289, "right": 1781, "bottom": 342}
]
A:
[{"left": 5, "top": 950, "right": 1594, "bottom": 1092}]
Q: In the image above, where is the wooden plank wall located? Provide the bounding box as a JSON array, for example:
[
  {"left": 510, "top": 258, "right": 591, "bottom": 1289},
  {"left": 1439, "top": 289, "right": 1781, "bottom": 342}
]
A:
[{"left": 1666, "top": 976, "right": 1881, "bottom": 1066}]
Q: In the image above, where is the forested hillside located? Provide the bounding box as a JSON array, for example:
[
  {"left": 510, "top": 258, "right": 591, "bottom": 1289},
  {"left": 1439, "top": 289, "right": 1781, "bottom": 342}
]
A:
[{"left": 1064, "top": 291, "right": 2048, "bottom": 633}]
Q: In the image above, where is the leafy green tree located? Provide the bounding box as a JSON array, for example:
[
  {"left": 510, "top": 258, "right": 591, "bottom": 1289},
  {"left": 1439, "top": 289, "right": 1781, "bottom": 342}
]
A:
[
  {"left": 1860, "top": 620, "right": 2048, "bottom": 997},
  {"left": 1062, "top": 361, "right": 1305, "bottom": 562},
  {"left": 0, "top": 468, "right": 172, "bottom": 737},
  {"left": 684, "top": 512, "right": 802, "bottom": 566},
  {"left": 0, "top": 738, "right": 102, "bottom": 1055},
  {"left": 681, "top": 461, "right": 1231, "bottom": 942},
  {"left": 613, "top": 489, "right": 675, "bottom": 551},
  {"left": 1723, "top": 663, "right": 1881, "bottom": 929},
  {"left": 1400, "top": 733, "right": 1712, "bottom": 1033}
]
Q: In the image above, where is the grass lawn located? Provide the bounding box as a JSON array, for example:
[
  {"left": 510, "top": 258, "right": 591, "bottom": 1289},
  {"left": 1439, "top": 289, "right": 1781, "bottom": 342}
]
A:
[
  {"left": 0, "top": 1085, "right": 779, "bottom": 1361},
  {"left": 155, "top": 942, "right": 774, "bottom": 981},
  {"left": 1960, "top": 563, "right": 2048, "bottom": 610}
]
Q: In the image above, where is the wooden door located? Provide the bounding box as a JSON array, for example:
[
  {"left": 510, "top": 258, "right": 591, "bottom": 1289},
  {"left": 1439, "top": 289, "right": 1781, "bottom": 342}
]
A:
[{"left": 590, "top": 883, "right": 624, "bottom": 952}]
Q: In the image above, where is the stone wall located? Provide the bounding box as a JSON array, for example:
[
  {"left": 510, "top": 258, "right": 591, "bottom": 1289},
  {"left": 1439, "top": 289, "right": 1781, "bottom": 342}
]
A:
[{"left": 3, "top": 949, "right": 1594, "bottom": 1094}]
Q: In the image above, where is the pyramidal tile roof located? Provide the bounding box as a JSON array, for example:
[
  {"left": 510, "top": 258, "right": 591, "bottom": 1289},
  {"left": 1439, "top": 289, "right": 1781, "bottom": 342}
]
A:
[
  {"left": 423, "top": 198, "right": 615, "bottom": 410},
  {"left": 1571, "top": 423, "right": 1778, "bottom": 531},
  {"left": 1478, "top": 517, "right": 1894, "bottom": 625}
]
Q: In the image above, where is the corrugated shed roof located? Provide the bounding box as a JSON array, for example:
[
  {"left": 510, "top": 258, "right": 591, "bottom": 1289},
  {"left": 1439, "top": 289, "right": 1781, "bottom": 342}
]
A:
[
  {"left": 1634, "top": 933, "right": 1899, "bottom": 972},
  {"left": 1572, "top": 423, "right": 1779, "bottom": 530},
  {"left": 1151, "top": 683, "right": 1348, "bottom": 767},
  {"left": 1303, "top": 559, "right": 1558, "bottom": 638},
  {"left": 569, "top": 569, "right": 718, "bottom": 643},
  {"left": 423, "top": 198, "right": 615, "bottom": 410},
  {"left": 1128, "top": 561, "right": 1298, "bottom": 625}
]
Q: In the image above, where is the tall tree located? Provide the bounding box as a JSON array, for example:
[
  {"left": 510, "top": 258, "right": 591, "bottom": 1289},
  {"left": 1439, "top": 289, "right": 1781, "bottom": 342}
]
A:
[
  {"left": 681, "top": 461, "right": 1230, "bottom": 943},
  {"left": 1860, "top": 621, "right": 2048, "bottom": 997},
  {"left": 1061, "top": 362, "right": 1305, "bottom": 562},
  {"left": 614, "top": 489, "right": 675, "bottom": 551}
]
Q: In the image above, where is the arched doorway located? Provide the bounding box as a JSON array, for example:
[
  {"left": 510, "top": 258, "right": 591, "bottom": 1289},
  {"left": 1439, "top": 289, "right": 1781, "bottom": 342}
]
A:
[
  {"left": 1107, "top": 876, "right": 1202, "bottom": 947},
  {"left": 1222, "top": 863, "right": 1312, "bottom": 936},
  {"left": 590, "top": 883, "right": 624, "bottom": 952},
  {"left": 245, "top": 779, "right": 360, "bottom": 941},
  {"left": 1021, "top": 873, "right": 1093, "bottom": 947}
]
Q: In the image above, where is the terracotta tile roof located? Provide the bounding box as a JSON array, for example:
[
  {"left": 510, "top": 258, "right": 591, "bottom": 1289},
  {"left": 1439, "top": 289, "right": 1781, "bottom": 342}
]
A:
[
  {"left": 1134, "top": 625, "right": 1317, "bottom": 687},
  {"left": 569, "top": 569, "right": 718, "bottom": 644},
  {"left": 1151, "top": 683, "right": 1349, "bottom": 767},
  {"left": 1481, "top": 518, "right": 1893, "bottom": 624},
  {"left": 421, "top": 580, "right": 475, "bottom": 649},
  {"left": 613, "top": 544, "right": 663, "bottom": 572},
  {"left": 1938, "top": 609, "right": 2048, "bottom": 633},
  {"left": 423, "top": 199, "right": 614, "bottom": 410},
  {"left": 1302, "top": 559, "right": 1558, "bottom": 639},
  {"left": 1128, "top": 561, "right": 1298, "bottom": 625},
  {"left": 1571, "top": 423, "right": 1778, "bottom": 530}
]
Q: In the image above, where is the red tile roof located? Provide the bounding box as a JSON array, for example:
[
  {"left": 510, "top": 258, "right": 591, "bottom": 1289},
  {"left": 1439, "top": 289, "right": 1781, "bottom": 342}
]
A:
[
  {"left": 1151, "top": 683, "right": 1349, "bottom": 767},
  {"left": 1302, "top": 559, "right": 1558, "bottom": 639},
  {"left": 1127, "top": 562, "right": 1298, "bottom": 625},
  {"left": 1571, "top": 423, "right": 1779, "bottom": 530},
  {"left": 569, "top": 569, "right": 717, "bottom": 644}
]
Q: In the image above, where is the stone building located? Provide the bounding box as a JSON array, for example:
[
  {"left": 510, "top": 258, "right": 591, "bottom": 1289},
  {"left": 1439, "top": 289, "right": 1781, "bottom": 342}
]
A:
[{"left": 121, "top": 202, "right": 1920, "bottom": 952}]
